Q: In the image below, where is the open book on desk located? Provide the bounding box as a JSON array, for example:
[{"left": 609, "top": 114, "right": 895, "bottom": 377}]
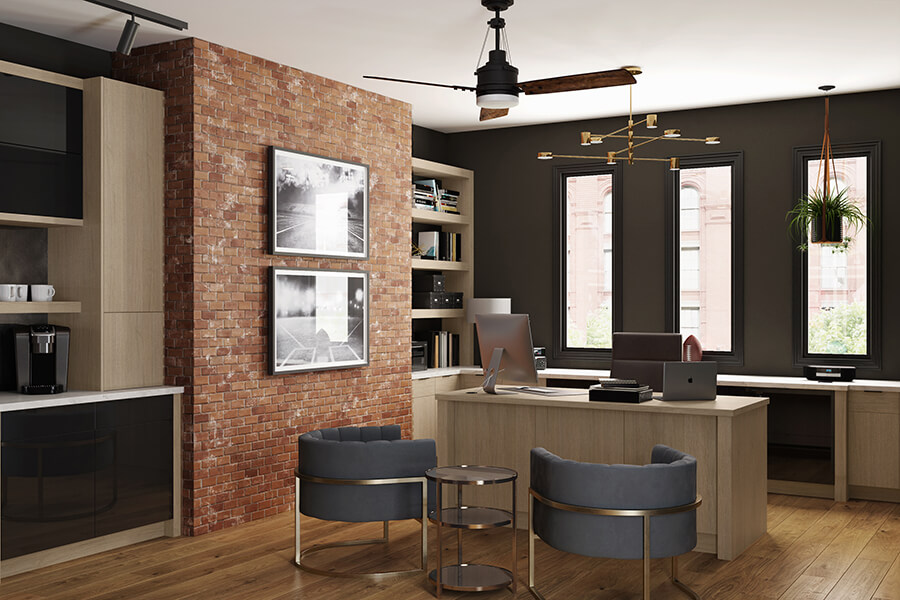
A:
[{"left": 498, "top": 386, "right": 586, "bottom": 397}]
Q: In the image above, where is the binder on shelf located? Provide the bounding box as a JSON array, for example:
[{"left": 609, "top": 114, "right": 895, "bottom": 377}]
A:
[
  {"left": 418, "top": 231, "right": 439, "bottom": 259},
  {"left": 425, "top": 330, "right": 460, "bottom": 368}
]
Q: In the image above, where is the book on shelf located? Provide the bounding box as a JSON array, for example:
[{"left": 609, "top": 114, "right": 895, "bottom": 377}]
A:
[
  {"left": 422, "top": 331, "right": 460, "bottom": 368},
  {"left": 438, "top": 189, "right": 460, "bottom": 214}
]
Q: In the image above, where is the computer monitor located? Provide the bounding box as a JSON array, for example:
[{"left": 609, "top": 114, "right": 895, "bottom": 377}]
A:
[{"left": 475, "top": 314, "right": 538, "bottom": 394}]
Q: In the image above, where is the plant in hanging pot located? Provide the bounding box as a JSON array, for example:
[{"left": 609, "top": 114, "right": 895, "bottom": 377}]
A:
[{"left": 786, "top": 187, "right": 869, "bottom": 252}]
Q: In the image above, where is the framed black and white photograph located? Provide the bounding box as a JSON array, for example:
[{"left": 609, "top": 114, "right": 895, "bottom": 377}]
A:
[
  {"left": 269, "top": 146, "right": 368, "bottom": 258},
  {"left": 269, "top": 267, "right": 368, "bottom": 374}
]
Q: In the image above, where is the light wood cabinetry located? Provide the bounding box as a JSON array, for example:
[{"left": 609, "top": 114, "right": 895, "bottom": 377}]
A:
[
  {"left": 49, "top": 77, "right": 164, "bottom": 391},
  {"left": 411, "top": 158, "right": 474, "bottom": 367},
  {"left": 848, "top": 389, "right": 900, "bottom": 501}
]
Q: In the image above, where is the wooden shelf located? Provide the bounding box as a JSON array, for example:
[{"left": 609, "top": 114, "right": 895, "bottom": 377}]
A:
[
  {"left": 411, "top": 258, "right": 469, "bottom": 272},
  {"left": 0, "top": 213, "right": 83, "bottom": 228},
  {"left": 412, "top": 308, "right": 466, "bottom": 320},
  {"left": 0, "top": 301, "right": 82, "bottom": 314},
  {"left": 412, "top": 208, "right": 471, "bottom": 227}
]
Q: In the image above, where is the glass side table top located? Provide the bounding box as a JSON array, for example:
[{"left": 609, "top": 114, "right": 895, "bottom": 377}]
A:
[{"left": 425, "top": 465, "right": 517, "bottom": 485}]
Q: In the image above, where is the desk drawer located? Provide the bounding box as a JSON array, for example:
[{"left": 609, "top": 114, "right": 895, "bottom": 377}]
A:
[{"left": 849, "top": 391, "right": 900, "bottom": 414}]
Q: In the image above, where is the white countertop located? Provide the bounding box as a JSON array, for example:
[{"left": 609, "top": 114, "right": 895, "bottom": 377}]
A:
[
  {"left": 414, "top": 366, "right": 900, "bottom": 393},
  {"left": 436, "top": 387, "right": 769, "bottom": 417},
  {"left": 0, "top": 386, "right": 185, "bottom": 412}
]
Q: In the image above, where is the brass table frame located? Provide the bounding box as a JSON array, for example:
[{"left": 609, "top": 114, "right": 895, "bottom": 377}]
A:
[
  {"left": 528, "top": 489, "right": 702, "bottom": 600},
  {"left": 426, "top": 465, "right": 517, "bottom": 598},
  {"left": 293, "top": 469, "right": 427, "bottom": 580}
]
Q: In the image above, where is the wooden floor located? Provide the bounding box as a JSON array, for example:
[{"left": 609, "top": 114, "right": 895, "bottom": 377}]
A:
[{"left": 3, "top": 494, "right": 900, "bottom": 600}]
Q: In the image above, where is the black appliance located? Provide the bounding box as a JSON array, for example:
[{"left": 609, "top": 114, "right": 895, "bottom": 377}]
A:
[
  {"left": 13, "top": 324, "right": 70, "bottom": 394},
  {"left": 411, "top": 341, "right": 427, "bottom": 371},
  {"left": 804, "top": 365, "right": 856, "bottom": 382}
]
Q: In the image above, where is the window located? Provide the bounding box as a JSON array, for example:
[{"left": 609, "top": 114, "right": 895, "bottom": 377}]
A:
[
  {"left": 554, "top": 163, "right": 622, "bottom": 361},
  {"left": 666, "top": 152, "right": 744, "bottom": 364},
  {"left": 793, "top": 142, "right": 881, "bottom": 366}
]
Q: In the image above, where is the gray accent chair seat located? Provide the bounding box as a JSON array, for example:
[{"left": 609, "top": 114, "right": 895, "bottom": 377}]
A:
[
  {"left": 295, "top": 425, "right": 436, "bottom": 579},
  {"left": 528, "top": 445, "right": 701, "bottom": 600}
]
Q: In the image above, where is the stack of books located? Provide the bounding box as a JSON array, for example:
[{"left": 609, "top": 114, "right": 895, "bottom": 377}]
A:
[
  {"left": 421, "top": 331, "right": 460, "bottom": 368},
  {"left": 413, "top": 182, "right": 436, "bottom": 210},
  {"left": 438, "top": 189, "right": 459, "bottom": 214}
]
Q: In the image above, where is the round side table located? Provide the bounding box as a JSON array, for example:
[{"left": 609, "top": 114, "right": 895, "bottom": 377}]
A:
[{"left": 425, "top": 465, "right": 517, "bottom": 598}]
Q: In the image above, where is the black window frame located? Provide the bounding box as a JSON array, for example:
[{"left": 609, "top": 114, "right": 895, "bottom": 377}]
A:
[
  {"left": 552, "top": 162, "right": 624, "bottom": 364},
  {"left": 791, "top": 141, "right": 881, "bottom": 369},
  {"left": 665, "top": 151, "right": 745, "bottom": 366}
]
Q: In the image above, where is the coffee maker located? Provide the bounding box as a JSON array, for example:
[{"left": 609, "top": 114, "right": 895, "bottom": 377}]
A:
[{"left": 13, "top": 324, "right": 70, "bottom": 394}]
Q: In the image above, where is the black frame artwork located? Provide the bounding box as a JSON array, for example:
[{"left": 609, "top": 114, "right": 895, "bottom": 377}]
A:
[
  {"left": 268, "top": 146, "right": 368, "bottom": 258},
  {"left": 268, "top": 267, "right": 369, "bottom": 375}
]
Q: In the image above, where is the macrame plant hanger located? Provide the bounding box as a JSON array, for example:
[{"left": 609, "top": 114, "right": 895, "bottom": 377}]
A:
[{"left": 813, "top": 85, "right": 839, "bottom": 243}]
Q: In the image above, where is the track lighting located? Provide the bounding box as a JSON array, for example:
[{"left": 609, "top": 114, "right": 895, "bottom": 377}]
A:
[{"left": 116, "top": 16, "right": 139, "bottom": 55}]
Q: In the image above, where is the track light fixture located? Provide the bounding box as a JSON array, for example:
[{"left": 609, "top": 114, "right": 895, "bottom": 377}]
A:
[
  {"left": 116, "top": 16, "right": 139, "bottom": 55},
  {"left": 83, "top": 0, "right": 188, "bottom": 54},
  {"left": 537, "top": 67, "right": 721, "bottom": 171}
]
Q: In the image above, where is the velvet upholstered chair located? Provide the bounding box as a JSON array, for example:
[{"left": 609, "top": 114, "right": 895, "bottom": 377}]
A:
[
  {"left": 528, "top": 445, "right": 702, "bottom": 600},
  {"left": 295, "top": 425, "right": 435, "bottom": 579}
]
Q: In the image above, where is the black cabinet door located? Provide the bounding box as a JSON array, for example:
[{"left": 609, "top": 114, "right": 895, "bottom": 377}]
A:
[{"left": 1, "top": 405, "right": 97, "bottom": 559}]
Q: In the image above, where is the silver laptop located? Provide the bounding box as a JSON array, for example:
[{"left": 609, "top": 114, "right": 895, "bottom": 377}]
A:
[{"left": 661, "top": 361, "right": 717, "bottom": 401}]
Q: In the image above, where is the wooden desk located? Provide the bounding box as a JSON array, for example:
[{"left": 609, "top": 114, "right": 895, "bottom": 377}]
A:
[{"left": 436, "top": 388, "right": 769, "bottom": 560}]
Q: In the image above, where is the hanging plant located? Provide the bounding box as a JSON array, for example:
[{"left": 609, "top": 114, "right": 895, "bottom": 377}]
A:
[{"left": 786, "top": 187, "right": 869, "bottom": 252}]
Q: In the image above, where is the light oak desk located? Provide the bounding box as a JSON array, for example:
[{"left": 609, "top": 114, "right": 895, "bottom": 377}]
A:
[{"left": 436, "top": 388, "right": 769, "bottom": 560}]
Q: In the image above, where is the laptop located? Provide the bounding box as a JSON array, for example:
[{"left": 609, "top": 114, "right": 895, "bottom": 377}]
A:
[{"left": 661, "top": 361, "right": 717, "bottom": 401}]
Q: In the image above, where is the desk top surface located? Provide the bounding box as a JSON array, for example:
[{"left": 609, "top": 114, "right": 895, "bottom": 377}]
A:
[{"left": 436, "top": 388, "right": 769, "bottom": 417}]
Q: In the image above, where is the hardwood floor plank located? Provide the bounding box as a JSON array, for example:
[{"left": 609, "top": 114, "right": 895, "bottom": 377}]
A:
[{"left": 874, "top": 553, "right": 900, "bottom": 600}]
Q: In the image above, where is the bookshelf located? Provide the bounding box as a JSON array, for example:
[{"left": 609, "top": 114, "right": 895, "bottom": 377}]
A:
[{"left": 411, "top": 157, "right": 474, "bottom": 368}]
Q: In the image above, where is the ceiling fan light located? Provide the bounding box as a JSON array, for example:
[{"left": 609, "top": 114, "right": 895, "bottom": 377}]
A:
[
  {"left": 537, "top": 152, "right": 553, "bottom": 160},
  {"left": 705, "top": 136, "right": 721, "bottom": 145},
  {"left": 646, "top": 114, "right": 658, "bottom": 129},
  {"left": 664, "top": 129, "right": 681, "bottom": 138},
  {"left": 476, "top": 93, "right": 519, "bottom": 109}
]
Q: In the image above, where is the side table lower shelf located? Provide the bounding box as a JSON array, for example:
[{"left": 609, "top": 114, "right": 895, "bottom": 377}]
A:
[{"left": 428, "top": 564, "right": 513, "bottom": 592}]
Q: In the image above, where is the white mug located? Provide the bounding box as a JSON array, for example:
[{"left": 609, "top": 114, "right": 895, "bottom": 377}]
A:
[
  {"left": 0, "top": 284, "right": 17, "bottom": 302},
  {"left": 14, "top": 284, "right": 28, "bottom": 301},
  {"left": 31, "top": 284, "right": 56, "bottom": 302}
]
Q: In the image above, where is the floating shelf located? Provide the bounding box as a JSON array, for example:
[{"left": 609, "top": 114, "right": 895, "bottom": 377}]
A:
[
  {"left": 412, "top": 208, "right": 471, "bottom": 227},
  {"left": 0, "top": 213, "right": 83, "bottom": 228},
  {"left": 0, "top": 301, "right": 82, "bottom": 314},
  {"left": 411, "top": 258, "right": 469, "bottom": 272},
  {"left": 412, "top": 308, "right": 465, "bottom": 320}
]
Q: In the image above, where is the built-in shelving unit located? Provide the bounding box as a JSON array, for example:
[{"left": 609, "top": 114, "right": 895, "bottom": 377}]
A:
[
  {"left": 411, "top": 157, "right": 475, "bottom": 369},
  {"left": 0, "top": 301, "right": 82, "bottom": 314}
]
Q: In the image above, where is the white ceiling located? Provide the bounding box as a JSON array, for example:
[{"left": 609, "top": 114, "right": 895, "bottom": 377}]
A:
[{"left": 2, "top": 0, "right": 899, "bottom": 133}]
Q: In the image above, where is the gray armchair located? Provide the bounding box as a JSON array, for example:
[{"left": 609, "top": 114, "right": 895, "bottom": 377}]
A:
[
  {"left": 528, "top": 445, "right": 701, "bottom": 600},
  {"left": 295, "top": 425, "right": 436, "bottom": 579}
]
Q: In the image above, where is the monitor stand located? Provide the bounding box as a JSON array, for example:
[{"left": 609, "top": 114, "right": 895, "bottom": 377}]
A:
[{"left": 482, "top": 347, "right": 506, "bottom": 394}]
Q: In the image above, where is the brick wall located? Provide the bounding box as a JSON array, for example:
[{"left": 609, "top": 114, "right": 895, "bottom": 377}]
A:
[{"left": 113, "top": 39, "right": 412, "bottom": 535}]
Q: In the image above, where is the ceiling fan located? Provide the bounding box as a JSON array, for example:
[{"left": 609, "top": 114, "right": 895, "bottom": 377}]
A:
[{"left": 364, "top": 0, "right": 637, "bottom": 122}]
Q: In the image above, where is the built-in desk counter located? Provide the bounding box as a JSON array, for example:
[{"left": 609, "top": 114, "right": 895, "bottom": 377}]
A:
[{"left": 436, "top": 388, "right": 769, "bottom": 560}]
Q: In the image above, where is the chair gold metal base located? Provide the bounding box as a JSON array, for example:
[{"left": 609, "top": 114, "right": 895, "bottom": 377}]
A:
[
  {"left": 527, "top": 489, "right": 703, "bottom": 600},
  {"left": 294, "top": 471, "right": 428, "bottom": 580}
]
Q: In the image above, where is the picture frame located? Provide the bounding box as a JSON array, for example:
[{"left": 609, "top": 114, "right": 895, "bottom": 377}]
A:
[
  {"left": 268, "top": 146, "right": 368, "bottom": 258},
  {"left": 268, "top": 267, "right": 369, "bottom": 375}
]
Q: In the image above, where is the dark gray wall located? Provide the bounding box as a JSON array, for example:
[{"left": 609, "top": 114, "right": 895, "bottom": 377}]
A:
[
  {"left": 412, "top": 125, "right": 452, "bottom": 164},
  {"left": 433, "top": 89, "right": 899, "bottom": 378}
]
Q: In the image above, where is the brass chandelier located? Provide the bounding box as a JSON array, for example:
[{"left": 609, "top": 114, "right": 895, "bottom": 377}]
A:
[{"left": 537, "top": 67, "right": 720, "bottom": 170}]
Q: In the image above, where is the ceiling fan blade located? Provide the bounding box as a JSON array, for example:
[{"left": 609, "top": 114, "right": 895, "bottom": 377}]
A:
[
  {"left": 518, "top": 68, "right": 636, "bottom": 95},
  {"left": 363, "top": 75, "right": 475, "bottom": 92},
  {"left": 479, "top": 108, "right": 509, "bottom": 121}
]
